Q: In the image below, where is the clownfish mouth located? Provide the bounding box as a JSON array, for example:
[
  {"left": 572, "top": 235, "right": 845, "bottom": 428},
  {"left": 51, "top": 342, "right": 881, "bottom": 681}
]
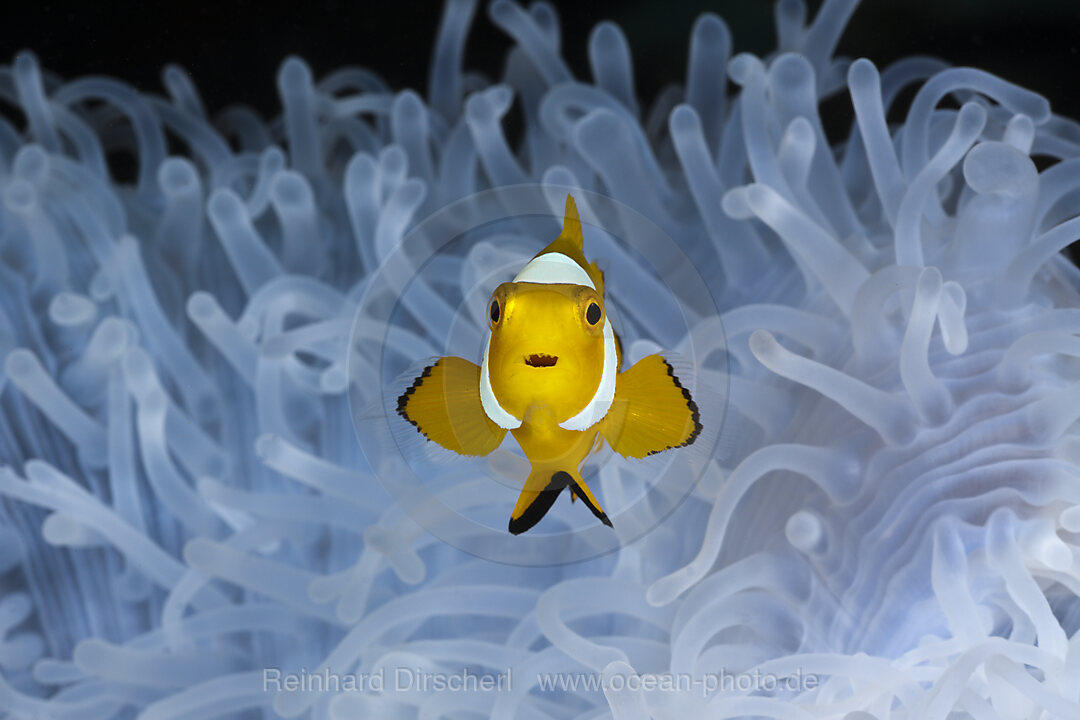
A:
[{"left": 525, "top": 353, "right": 558, "bottom": 368}]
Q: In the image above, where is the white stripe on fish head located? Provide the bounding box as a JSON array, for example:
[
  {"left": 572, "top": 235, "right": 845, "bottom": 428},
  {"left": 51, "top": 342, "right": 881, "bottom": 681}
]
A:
[{"left": 513, "top": 252, "right": 596, "bottom": 289}]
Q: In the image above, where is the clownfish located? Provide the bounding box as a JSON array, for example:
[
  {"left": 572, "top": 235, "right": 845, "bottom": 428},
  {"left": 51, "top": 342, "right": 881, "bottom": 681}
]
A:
[{"left": 397, "top": 195, "right": 701, "bottom": 534}]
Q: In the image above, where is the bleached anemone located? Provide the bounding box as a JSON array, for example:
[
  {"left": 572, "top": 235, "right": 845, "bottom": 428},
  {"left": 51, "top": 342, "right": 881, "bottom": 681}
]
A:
[{"left": 1, "top": 0, "right": 1079, "bottom": 717}]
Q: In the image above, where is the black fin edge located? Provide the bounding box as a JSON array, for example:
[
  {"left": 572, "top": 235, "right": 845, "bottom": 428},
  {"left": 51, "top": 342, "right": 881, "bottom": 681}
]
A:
[
  {"left": 508, "top": 472, "right": 572, "bottom": 535},
  {"left": 645, "top": 360, "right": 704, "bottom": 457},
  {"left": 395, "top": 363, "right": 436, "bottom": 441},
  {"left": 572, "top": 478, "right": 613, "bottom": 528}
]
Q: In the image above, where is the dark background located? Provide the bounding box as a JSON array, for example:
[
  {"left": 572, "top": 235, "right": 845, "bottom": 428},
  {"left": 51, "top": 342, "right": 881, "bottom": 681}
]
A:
[
  {"left": 4, "top": 0, "right": 1078, "bottom": 123},
  {"left": 3, "top": 0, "right": 1079, "bottom": 259}
]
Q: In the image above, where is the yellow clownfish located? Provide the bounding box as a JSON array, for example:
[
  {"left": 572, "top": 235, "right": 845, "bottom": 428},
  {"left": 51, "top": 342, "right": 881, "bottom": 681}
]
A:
[{"left": 397, "top": 195, "right": 701, "bottom": 534}]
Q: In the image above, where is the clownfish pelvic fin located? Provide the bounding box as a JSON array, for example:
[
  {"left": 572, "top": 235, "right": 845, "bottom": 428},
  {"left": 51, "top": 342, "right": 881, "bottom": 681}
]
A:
[
  {"left": 509, "top": 468, "right": 611, "bottom": 535},
  {"left": 396, "top": 356, "right": 507, "bottom": 456}
]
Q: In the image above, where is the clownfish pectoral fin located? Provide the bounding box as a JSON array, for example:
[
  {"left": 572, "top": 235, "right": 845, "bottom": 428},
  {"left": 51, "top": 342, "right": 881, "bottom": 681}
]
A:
[
  {"left": 600, "top": 354, "right": 702, "bottom": 459},
  {"left": 396, "top": 357, "right": 507, "bottom": 456},
  {"left": 509, "top": 470, "right": 612, "bottom": 535}
]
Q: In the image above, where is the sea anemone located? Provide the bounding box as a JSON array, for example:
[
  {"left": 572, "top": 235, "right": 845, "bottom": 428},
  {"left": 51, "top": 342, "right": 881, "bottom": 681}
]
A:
[{"left": 2, "top": 0, "right": 1080, "bottom": 718}]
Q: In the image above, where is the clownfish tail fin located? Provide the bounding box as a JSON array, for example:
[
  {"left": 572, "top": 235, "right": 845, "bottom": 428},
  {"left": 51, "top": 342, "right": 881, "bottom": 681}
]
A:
[{"left": 508, "top": 469, "right": 611, "bottom": 535}]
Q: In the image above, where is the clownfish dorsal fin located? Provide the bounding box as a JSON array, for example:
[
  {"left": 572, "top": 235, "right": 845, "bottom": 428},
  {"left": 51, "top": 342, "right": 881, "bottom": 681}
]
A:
[
  {"left": 523, "top": 194, "right": 604, "bottom": 292},
  {"left": 560, "top": 194, "right": 583, "bottom": 252}
]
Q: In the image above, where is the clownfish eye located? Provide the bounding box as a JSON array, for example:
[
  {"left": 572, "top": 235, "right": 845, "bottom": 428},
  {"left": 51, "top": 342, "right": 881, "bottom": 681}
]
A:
[
  {"left": 586, "top": 302, "right": 602, "bottom": 325},
  {"left": 489, "top": 299, "right": 501, "bottom": 324}
]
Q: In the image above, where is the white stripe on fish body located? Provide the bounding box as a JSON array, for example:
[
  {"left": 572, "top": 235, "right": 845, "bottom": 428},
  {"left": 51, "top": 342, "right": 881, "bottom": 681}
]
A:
[
  {"left": 480, "top": 334, "right": 522, "bottom": 429},
  {"left": 559, "top": 317, "right": 617, "bottom": 431},
  {"left": 513, "top": 252, "right": 596, "bottom": 288}
]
